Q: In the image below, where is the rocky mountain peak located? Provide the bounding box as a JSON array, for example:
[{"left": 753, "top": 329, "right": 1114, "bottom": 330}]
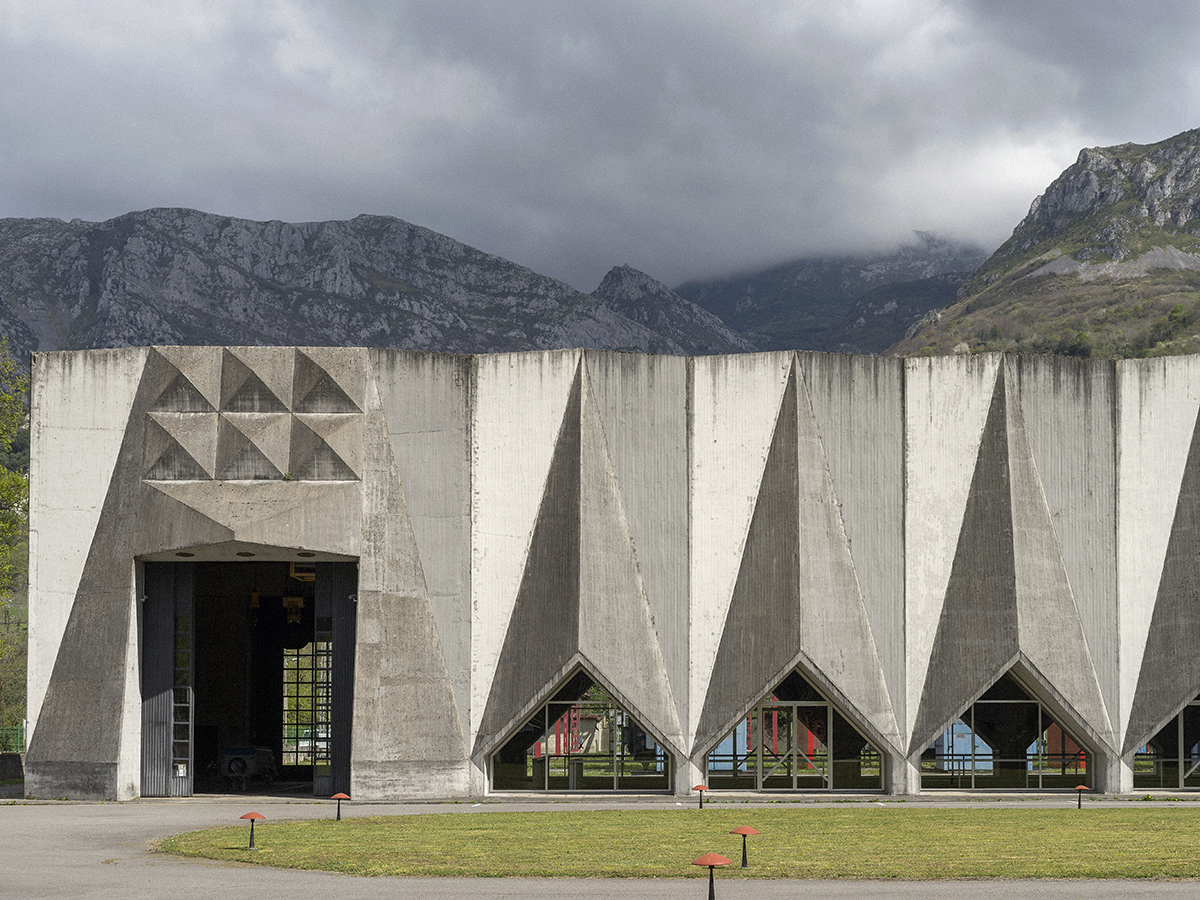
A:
[
  {"left": 590, "top": 264, "right": 754, "bottom": 353},
  {"left": 1012, "top": 128, "right": 1200, "bottom": 256},
  {"left": 892, "top": 128, "right": 1200, "bottom": 359}
]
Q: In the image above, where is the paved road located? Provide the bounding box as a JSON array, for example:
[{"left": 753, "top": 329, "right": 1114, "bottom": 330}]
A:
[{"left": 3, "top": 791, "right": 1200, "bottom": 899}]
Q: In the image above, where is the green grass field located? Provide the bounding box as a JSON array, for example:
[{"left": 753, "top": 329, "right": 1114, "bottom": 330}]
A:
[{"left": 157, "top": 806, "right": 1200, "bottom": 879}]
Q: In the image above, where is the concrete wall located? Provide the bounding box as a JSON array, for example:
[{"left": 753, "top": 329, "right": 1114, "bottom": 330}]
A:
[{"left": 27, "top": 347, "right": 1200, "bottom": 798}]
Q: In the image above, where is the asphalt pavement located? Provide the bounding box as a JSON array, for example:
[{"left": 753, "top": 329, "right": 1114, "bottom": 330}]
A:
[{"left": 3, "top": 786, "right": 1200, "bottom": 899}]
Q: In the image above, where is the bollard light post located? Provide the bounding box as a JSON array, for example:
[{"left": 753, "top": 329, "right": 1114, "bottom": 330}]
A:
[
  {"left": 692, "top": 853, "right": 731, "bottom": 900},
  {"left": 332, "top": 792, "right": 350, "bottom": 821},
  {"left": 729, "top": 825, "right": 759, "bottom": 867},
  {"left": 240, "top": 812, "right": 265, "bottom": 850},
  {"left": 1074, "top": 784, "right": 1088, "bottom": 809},
  {"left": 692, "top": 783, "right": 708, "bottom": 809}
]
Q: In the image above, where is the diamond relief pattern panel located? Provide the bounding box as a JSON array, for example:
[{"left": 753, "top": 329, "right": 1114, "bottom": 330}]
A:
[{"left": 143, "top": 348, "right": 362, "bottom": 482}]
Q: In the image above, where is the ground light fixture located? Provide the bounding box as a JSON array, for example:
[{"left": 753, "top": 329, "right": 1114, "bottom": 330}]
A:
[
  {"left": 692, "top": 783, "right": 708, "bottom": 809},
  {"left": 692, "top": 853, "right": 731, "bottom": 900},
  {"left": 729, "top": 825, "right": 759, "bottom": 867},
  {"left": 240, "top": 812, "right": 264, "bottom": 850},
  {"left": 332, "top": 792, "right": 350, "bottom": 821},
  {"left": 1075, "top": 784, "right": 1089, "bottom": 809}
]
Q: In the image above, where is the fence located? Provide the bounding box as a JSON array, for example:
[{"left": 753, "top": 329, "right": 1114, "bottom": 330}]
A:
[{"left": 0, "top": 723, "right": 25, "bottom": 753}]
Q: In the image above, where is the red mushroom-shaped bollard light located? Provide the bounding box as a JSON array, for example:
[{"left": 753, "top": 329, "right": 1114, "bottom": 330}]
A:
[
  {"left": 1074, "top": 784, "right": 1089, "bottom": 809},
  {"left": 692, "top": 853, "right": 731, "bottom": 900},
  {"left": 240, "top": 812, "right": 265, "bottom": 850},
  {"left": 692, "top": 783, "right": 708, "bottom": 809},
  {"left": 332, "top": 792, "right": 350, "bottom": 821},
  {"left": 729, "top": 825, "right": 760, "bottom": 867}
]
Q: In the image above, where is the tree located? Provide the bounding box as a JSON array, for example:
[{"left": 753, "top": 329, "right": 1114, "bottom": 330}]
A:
[{"left": 0, "top": 338, "right": 28, "bottom": 735}]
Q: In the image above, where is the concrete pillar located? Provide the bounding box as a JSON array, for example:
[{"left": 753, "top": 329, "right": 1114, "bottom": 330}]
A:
[
  {"left": 1099, "top": 752, "right": 1133, "bottom": 794},
  {"left": 470, "top": 757, "right": 488, "bottom": 797},
  {"left": 887, "top": 755, "right": 921, "bottom": 795},
  {"left": 677, "top": 756, "right": 705, "bottom": 797}
]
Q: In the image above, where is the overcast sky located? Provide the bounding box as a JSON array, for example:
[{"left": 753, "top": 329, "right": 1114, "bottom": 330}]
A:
[{"left": 4, "top": 1, "right": 1200, "bottom": 291}]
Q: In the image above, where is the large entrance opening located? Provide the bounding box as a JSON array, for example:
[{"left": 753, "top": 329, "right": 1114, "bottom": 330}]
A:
[
  {"left": 140, "top": 555, "right": 356, "bottom": 797},
  {"left": 1133, "top": 697, "right": 1200, "bottom": 789},
  {"left": 490, "top": 669, "right": 672, "bottom": 791},
  {"left": 920, "top": 672, "right": 1091, "bottom": 790},
  {"left": 703, "top": 669, "right": 884, "bottom": 791}
]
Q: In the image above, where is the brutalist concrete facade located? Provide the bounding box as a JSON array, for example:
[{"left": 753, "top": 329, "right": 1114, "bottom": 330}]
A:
[{"left": 23, "top": 346, "right": 1200, "bottom": 799}]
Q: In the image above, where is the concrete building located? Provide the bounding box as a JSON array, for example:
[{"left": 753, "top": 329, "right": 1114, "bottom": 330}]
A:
[{"left": 23, "top": 347, "right": 1200, "bottom": 799}]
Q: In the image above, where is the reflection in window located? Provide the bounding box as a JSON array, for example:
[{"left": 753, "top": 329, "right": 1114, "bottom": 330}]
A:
[
  {"left": 491, "top": 670, "right": 671, "bottom": 791},
  {"left": 1133, "top": 699, "right": 1200, "bottom": 789},
  {"left": 920, "top": 673, "right": 1090, "bottom": 790},
  {"left": 704, "top": 670, "right": 883, "bottom": 791}
]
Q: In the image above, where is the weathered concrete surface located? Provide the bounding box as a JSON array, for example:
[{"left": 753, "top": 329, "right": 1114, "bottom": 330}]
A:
[
  {"left": 585, "top": 352, "right": 689, "bottom": 742},
  {"left": 798, "top": 353, "right": 905, "bottom": 739},
  {"left": 28, "top": 349, "right": 147, "bottom": 743},
  {"left": 904, "top": 354, "right": 1002, "bottom": 747},
  {"left": 693, "top": 361, "right": 899, "bottom": 769},
  {"left": 372, "top": 351, "right": 473, "bottom": 743},
  {"left": 1117, "top": 357, "right": 1200, "bottom": 774},
  {"left": 473, "top": 357, "right": 686, "bottom": 771},
  {"left": 0, "top": 752, "right": 22, "bottom": 780},
  {"left": 910, "top": 369, "right": 1020, "bottom": 755},
  {"left": 470, "top": 350, "right": 581, "bottom": 755},
  {"left": 32, "top": 347, "right": 1200, "bottom": 799},
  {"left": 689, "top": 352, "right": 793, "bottom": 750},
  {"left": 352, "top": 355, "right": 466, "bottom": 799},
  {"left": 1123, "top": 401, "right": 1200, "bottom": 756},
  {"left": 1007, "top": 355, "right": 1117, "bottom": 740}
]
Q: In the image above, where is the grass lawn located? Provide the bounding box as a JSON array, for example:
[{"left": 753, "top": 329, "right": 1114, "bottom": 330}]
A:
[{"left": 158, "top": 806, "right": 1200, "bottom": 879}]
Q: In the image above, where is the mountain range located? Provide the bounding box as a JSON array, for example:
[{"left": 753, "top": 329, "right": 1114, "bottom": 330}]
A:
[
  {"left": 0, "top": 209, "right": 754, "bottom": 360},
  {"left": 0, "top": 209, "right": 984, "bottom": 361},
  {"left": 676, "top": 232, "right": 988, "bottom": 352},
  {"left": 6, "top": 127, "right": 1200, "bottom": 360}
]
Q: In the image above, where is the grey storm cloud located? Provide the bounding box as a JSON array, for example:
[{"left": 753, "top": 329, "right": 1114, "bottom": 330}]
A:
[{"left": 3, "top": 0, "right": 1200, "bottom": 290}]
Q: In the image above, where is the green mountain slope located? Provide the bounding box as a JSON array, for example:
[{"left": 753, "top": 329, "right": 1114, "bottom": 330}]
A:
[{"left": 893, "top": 128, "right": 1200, "bottom": 357}]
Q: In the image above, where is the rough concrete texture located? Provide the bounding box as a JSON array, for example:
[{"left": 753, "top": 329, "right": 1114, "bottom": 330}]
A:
[
  {"left": 584, "top": 352, "right": 689, "bottom": 737},
  {"left": 28, "top": 348, "right": 147, "bottom": 737},
  {"left": 903, "top": 354, "right": 1002, "bottom": 732},
  {"left": 798, "top": 353, "right": 905, "bottom": 733},
  {"left": 694, "top": 361, "right": 899, "bottom": 763},
  {"left": 689, "top": 352, "right": 793, "bottom": 747},
  {"left": 352, "top": 357, "right": 466, "bottom": 799},
  {"left": 1116, "top": 356, "right": 1200, "bottom": 750},
  {"left": 909, "top": 370, "right": 1020, "bottom": 755},
  {"left": 371, "top": 350, "right": 473, "bottom": 742},
  {"left": 1124, "top": 400, "right": 1200, "bottom": 755},
  {"left": 474, "top": 361, "right": 685, "bottom": 764},
  {"left": 28, "top": 347, "right": 1200, "bottom": 799},
  {"left": 1007, "top": 355, "right": 1117, "bottom": 724},
  {"left": 909, "top": 366, "right": 1115, "bottom": 778},
  {"left": 1004, "top": 365, "right": 1114, "bottom": 756},
  {"left": 470, "top": 350, "right": 582, "bottom": 734}
]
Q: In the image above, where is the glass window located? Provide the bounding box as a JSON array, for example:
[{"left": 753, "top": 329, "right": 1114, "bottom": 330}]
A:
[
  {"left": 281, "top": 639, "right": 332, "bottom": 769},
  {"left": 921, "top": 673, "right": 1090, "bottom": 790},
  {"left": 491, "top": 671, "right": 671, "bottom": 791},
  {"left": 1133, "top": 698, "right": 1200, "bottom": 789},
  {"left": 704, "top": 669, "right": 884, "bottom": 791}
]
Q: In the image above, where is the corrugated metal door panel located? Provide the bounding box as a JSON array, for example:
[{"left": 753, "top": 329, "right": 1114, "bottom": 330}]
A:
[
  {"left": 316, "top": 562, "right": 357, "bottom": 796},
  {"left": 141, "top": 562, "right": 195, "bottom": 798},
  {"left": 141, "top": 563, "right": 174, "bottom": 797}
]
